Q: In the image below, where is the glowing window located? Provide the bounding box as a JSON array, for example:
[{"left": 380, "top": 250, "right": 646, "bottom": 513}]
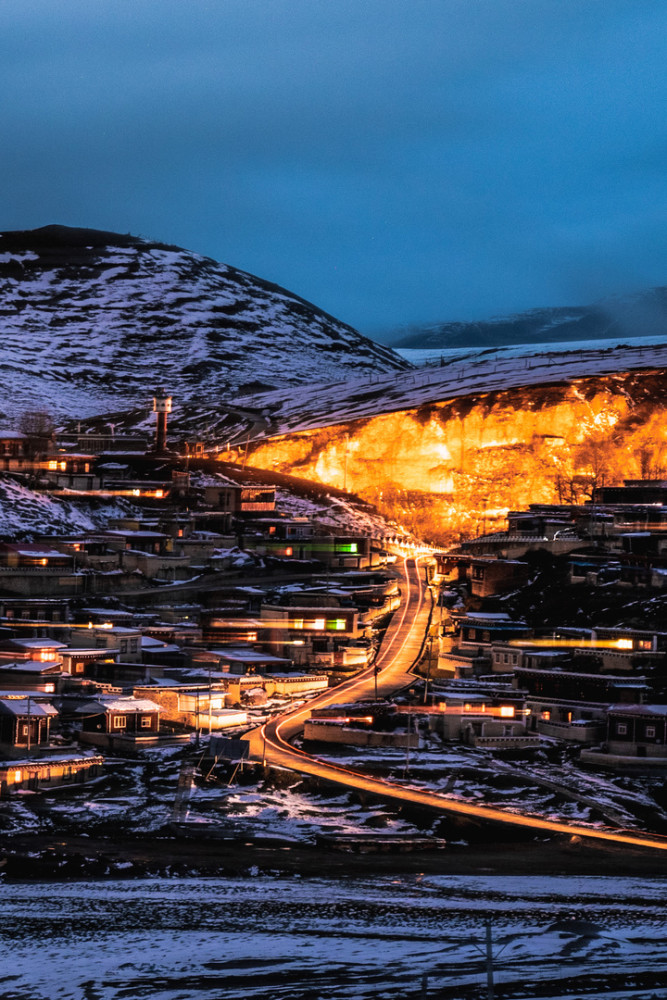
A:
[
  {"left": 112, "top": 716, "right": 127, "bottom": 729},
  {"left": 616, "top": 638, "right": 633, "bottom": 649},
  {"left": 285, "top": 547, "right": 293, "bottom": 556},
  {"left": 140, "top": 716, "right": 152, "bottom": 728},
  {"left": 13, "top": 770, "right": 21, "bottom": 782},
  {"left": 499, "top": 705, "right": 515, "bottom": 718},
  {"left": 47, "top": 461, "right": 57, "bottom": 470},
  {"left": 541, "top": 710, "right": 551, "bottom": 721},
  {"left": 59, "top": 461, "right": 66, "bottom": 471},
  {"left": 337, "top": 543, "right": 358, "bottom": 554},
  {"left": 327, "top": 619, "right": 346, "bottom": 631},
  {"left": 311, "top": 618, "right": 325, "bottom": 630}
]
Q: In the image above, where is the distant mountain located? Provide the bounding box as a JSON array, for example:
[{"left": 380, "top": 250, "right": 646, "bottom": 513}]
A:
[
  {"left": 389, "top": 291, "right": 667, "bottom": 350},
  {"left": 0, "top": 225, "right": 408, "bottom": 421}
]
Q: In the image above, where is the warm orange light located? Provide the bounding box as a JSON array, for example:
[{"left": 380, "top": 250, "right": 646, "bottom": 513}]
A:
[
  {"left": 39, "top": 558, "right": 47, "bottom": 566},
  {"left": 499, "top": 705, "right": 515, "bottom": 718},
  {"left": 285, "top": 546, "right": 293, "bottom": 556}
]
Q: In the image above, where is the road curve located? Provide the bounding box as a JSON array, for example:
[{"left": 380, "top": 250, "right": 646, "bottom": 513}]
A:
[{"left": 245, "top": 558, "right": 667, "bottom": 855}]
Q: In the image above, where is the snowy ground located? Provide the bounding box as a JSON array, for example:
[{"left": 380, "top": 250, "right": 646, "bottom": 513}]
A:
[
  {"left": 0, "top": 875, "right": 665, "bottom": 1000},
  {"left": 4, "top": 730, "right": 665, "bottom": 847}
]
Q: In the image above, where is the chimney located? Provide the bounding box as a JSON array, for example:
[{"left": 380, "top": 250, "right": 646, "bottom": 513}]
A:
[{"left": 152, "top": 390, "right": 172, "bottom": 453}]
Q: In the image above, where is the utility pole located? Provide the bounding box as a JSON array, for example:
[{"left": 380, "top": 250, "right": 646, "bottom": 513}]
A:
[
  {"left": 485, "top": 920, "right": 495, "bottom": 1000},
  {"left": 405, "top": 711, "right": 412, "bottom": 776},
  {"left": 208, "top": 667, "right": 212, "bottom": 736},
  {"left": 195, "top": 688, "right": 200, "bottom": 748},
  {"left": 423, "top": 635, "right": 434, "bottom": 704}
]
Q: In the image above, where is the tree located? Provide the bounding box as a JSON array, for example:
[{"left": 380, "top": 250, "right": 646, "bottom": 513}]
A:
[{"left": 18, "top": 409, "right": 56, "bottom": 459}]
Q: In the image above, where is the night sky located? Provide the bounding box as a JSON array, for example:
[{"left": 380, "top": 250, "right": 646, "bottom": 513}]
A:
[{"left": 3, "top": 0, "right": 667, "bottom": 339}]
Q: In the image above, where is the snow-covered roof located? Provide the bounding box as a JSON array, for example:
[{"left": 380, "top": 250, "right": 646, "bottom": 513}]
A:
[
  {"left": 0, "top": 660, "right": 63, "bottom": 673},
  {"left": 5, "top": 638, "right": 67, "bottom": 649},
  {"left": 213, "top": 649, "right": 290, "bottom": 664},
  {"left": 0, "top": 699, "right": 57, "bottom": 716},
  {"left": 608, "top": 703, "right": 667, "bottom": 716},
  {"left": 75, "top": 697, "right": 161, "bottom": 713}
]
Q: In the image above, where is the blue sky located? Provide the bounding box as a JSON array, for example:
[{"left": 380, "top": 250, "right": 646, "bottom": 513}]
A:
[{"left": 2, "top": 1, "right": 667, "bottom": 338}]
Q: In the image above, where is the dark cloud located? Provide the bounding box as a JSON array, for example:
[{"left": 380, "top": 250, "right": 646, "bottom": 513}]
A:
[{"left": 1, "top": 1, "right": 667, "bottom": 337}]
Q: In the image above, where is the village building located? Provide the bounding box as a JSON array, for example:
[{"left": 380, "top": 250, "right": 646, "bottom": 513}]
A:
[
  {"left": 0, "top": 693, "right": 58, "bottom": 751},
  {"left": 605, "top": 704, "right": 667, "bottom": 759},
  {"left": 0, "top": 754, "right": 104, "bottom": 795},
  {"left": 74, "top": 695, "right": 163, "bottom": 748}
]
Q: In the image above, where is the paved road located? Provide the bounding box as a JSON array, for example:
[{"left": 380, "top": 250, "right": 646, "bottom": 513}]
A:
[
  {"left": 245, "top": 558, "right": 667, "bottom": 855},
  {"left": 247, "top": 556, "right": 430, "bottom": 753}
]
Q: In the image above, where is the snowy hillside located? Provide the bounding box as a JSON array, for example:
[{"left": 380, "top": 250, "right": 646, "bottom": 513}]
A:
[
  {"left": 181, "top": 334, "right": 667, "bottom": 441},
  {"left": 0, "top": 225, "right": 408, "bottom": 421},
  {"left": 0, "top": 478, "right": 137, "bottom": 539}
]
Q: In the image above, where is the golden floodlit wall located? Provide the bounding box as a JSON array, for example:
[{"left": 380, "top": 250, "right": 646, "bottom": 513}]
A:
[{"left": 222, "top": 372, "right": 667, "bottom": 546}]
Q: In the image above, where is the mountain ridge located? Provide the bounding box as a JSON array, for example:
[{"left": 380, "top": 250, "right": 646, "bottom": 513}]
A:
[
  {"left": 389, "top": 291, "right": 667, "bottom": 350},
  {"left": 0, "top": 225, "right": 409, "bottom": 421}
]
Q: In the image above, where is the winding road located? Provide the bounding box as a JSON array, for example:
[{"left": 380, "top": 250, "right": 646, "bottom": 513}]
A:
[{"left": 245, "top": 556, "right": 667, "bottom": 855}]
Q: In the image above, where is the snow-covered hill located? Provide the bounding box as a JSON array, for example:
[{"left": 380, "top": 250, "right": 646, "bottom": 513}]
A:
[
  {"left": 0, "top": 225, "right": 408, "bottom": 421},
  {"left": 0, "top": 478, "right": 136, "bottom": 539},
  {"left": 179, "top": 334, "right": 667, "bottom": 442}
]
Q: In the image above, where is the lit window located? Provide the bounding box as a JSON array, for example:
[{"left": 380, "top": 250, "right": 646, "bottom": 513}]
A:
[
  {"left": 311, "top": 618, "right": 325, "bottom": 630},
  {"left": 47, "top": 460, "right": 57, "bottom": 470},
  {"left": 140, "top": 716, "right": 152, "bottom": 728},
  {"left": 112, "top": 716, "right": 127, "bottom": 729},
  {"left": 13, "top": 770, "right": 21, "bottom": 782},
  {"left": 326, "top": 619, "right": 346, "bottom": 631},
  {"left": 616, "top": 638, "right": 633, "bottom": 649},
  {"left": 285, "top": 547, "right": 293, "bottom": 556},
  {"left": 59, "top": 462, "right": 66, "bottom": 471},
  {"left": 499, "top": 705, "right": 515, "bottom": 718},
  {"left": 541, "top": 710, "right": 551, "bottom": 721}
]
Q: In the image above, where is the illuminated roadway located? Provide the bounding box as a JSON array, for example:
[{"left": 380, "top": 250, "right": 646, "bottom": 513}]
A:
[{"left": 245, "top": 556, "right": 667, "bottom": 854}]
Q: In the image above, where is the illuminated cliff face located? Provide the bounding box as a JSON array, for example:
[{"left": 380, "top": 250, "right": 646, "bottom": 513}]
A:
[{"left": 223, "top": 372, "right": 667, "bottom": 545}]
